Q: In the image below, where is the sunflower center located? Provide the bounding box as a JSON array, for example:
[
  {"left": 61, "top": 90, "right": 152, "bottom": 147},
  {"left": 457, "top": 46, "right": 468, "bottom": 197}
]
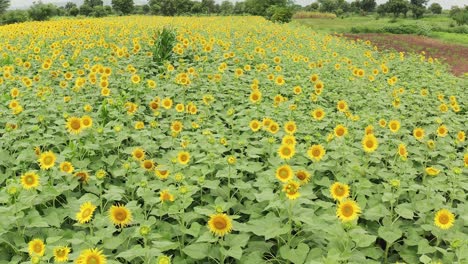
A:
[
  {"left": 391, "top": 124, "right": 397, "bottom": 130},
  {"left": 282, "top": 147, "right": 291, "bottom": 156},
  {"left": 296, "top": 172, "right": 306, "bottom": 181},
  {"left": 144, "top": 162, "right": 152, "bottom": 169},
  {"left": 71, "top": 120, "right": 81, "bottom": 130},
  {"left": 342, "top": 204, "right": 354, "bottom": 217},
  {"left": 180, "top": 155, "right": 187, "bottom": 162},
  {"left": 34, "top": 243, "right": 42, "bottom": 253},
  {"left": 86, "top": 255, "right": 100, "bottom": 264},
  {"left": 366, "top": 140, "right": 374, "bottom": 148},
  {"left": 56, "top": 249, "right": 65, "bottom": 257},
  {"left": 26, "top": 176, "right": 34, "bottom": 184},
  {"left": 416, "top": 131, "right": 422, "bottom": 137},
  {"left": 439, "top": 214, "right": 449, "bottom": 225},
  {"left": 135, "top": 152, "right": 143, "bottom": 159},
  {"left": 336, "top": 128, "right": 344, "bottom": 136},
  {"left": 287, "top": 125, "right": 294, "bottom": 132},
  {"left": 279, "top": 168, "right": 289, "bottom": 179},
  {"left": 114, "top": 210, "right": 127, "bottom": 221},
  {"left": 316, "top": 111, "right": 322, "bottom": 117},
  {"left": 83, "top": 119, "right": 90, "bottom": 126},
  {"left": 82, "top": 208, "right": 91, "bottom": 218},
  {"left": 312, "top": 148, "right": 320, "bottom": 157},
  {"left": 213, "top": 218, "right": 227, "bottom": 229},
  {"left": 335, "top": 186, "right": 345, "bottom": 196},
  {"left": 44, "top": 156, "right": 53, "bottom": 165}
]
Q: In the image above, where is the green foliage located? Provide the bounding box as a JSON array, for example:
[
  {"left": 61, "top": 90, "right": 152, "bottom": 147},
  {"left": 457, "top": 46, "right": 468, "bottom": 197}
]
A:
[
  {"left": 0, "top": 0, "right": 9, "bottom": 15},
  {"left": 69, "top": 7, "right": 79, "bottom": 16},
  {"left": 91, "top": 5, "right": 108, "bottom": 17},
  {"left": 28, "top": 3, "right": 58, "bottom": 21},
  {"left": 112, "top": 0, "right": 134, "bottom": 15},
  {"left": 152, "top": 27, "right": 177, "bottom": 68},
  {"left": 428, "top": 3, "right": 442, "bottom": 14},
  {"left": 149, "top": 0, "right": 194, "bottom": 16},
  {"left": 266, "top": 5, "right": 293, "bottom": 23},
  {"left": 245, "top": 0, "right": 287, "bottom": 16},
  {"left": 1, "top": 10, "right": 28, "bottom": 25},
  {"left": 79, "top": 4, "right": 93, "bottom": 16},
  {"left": 84, "top": 0, "right": 103, "bottom": 8},
  {"left": 385, "top": 0, "right": 410, "bottom": 18},
  {"left": 450, "top": 7, "right": 468, "bottom": 26},
  {"left": 220, "top": 1, "right": 234, "bottom": 15},
  {"left": 351, "top": 23, "right": 432, "bottom": 35}
]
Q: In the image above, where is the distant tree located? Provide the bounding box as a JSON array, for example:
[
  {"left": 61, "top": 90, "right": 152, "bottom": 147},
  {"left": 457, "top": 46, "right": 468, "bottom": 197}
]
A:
[
  {"left": 0, "top": 0, "right": 10, "bottom": 14},
  {"left": 149, "top": 0, "right": 193, "bottom": 16},
  {"left": 266, "top": 5, "right": 293, "bottom": 23},
  {"left": 318, "top": 0, "right": 349, "bottom": 14},
  {"left": 304, "top": 2, "right": 319, "bottom": 11},
  {"left": 28, "top": 2, "right": 58, "bottom": 21},
  {"left": 69, "top": 6, "right": 79, "bottom": 16},
  {"left": 80, "top": 4, "right": 93, "bottom": 16},
  {"left": 65, "top": 2, "right": 77, "bottom": 10},
  {"left": 376, "top": 3, "right": 387, "bottom": 16},
  {"left": 220, "top": 1, "right": 234, "bottom": 14},
  {"left": 84, "top": 0, "right": 103, "bottom": 8},
  {"left": 233, "top": 1, "right": 246, "bottom": 14},
  {"left": 428, "top": 3, "right": 442, "bottom": 14},
  {"left": 142, "top": 4, "right": 150, "bottom": 14},
  {"left": 410, "top": 0, "right": 427, "bottom": 19},
  {"left": 450, "top": 6, "right": 468, "bottom": 25},
  {"left": 361, "top": 0, "right": 376, "bottom": 12},
  {"left": 112, "top": 0, "right": 134, "bottom": 15},
  {"left": 91, "top": 5, "right": 107, "bottom": 17},
  {"left": 386, "top": 0, "right": 409, "bottom": 17},
  {"left": 245, "top": 0, "right": 287, "bottom": 16},
  {"left": 350, "top": 0, "right": 361, "bottom": 13},
  {"left": 201, "top": 0, "right": 216, "bottom": 13},
  {"left": 1, "top": 10, "right": 29, "bottom": 24},
  {"left": 191, "top": 1, "right": 203, "bottom": 13}
]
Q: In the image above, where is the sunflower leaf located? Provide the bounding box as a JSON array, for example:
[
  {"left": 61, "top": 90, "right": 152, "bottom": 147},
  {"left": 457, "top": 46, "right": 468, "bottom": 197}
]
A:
[
  {"left": 182, "top": 243, "right": 210, "bottom": 260},
  {"left": 378, "top": 225, "right": 402, "bottom": 245}
]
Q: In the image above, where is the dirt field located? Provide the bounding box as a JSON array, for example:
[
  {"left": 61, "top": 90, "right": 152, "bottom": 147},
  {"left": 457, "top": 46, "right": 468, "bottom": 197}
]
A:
[{"left": 343, "top": 33, "right": 468, "bottom": 76}]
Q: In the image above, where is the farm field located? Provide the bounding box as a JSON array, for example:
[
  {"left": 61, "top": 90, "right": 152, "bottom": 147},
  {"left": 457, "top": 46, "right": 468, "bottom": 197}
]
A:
[{"left": 0, "top": 16, "right": 467, "bottom": 264}]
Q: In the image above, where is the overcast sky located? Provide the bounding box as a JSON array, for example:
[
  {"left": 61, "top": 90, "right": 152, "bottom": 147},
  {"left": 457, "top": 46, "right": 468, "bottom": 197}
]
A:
[{"left": 8, "top": 0, "right": 467, "bottom": 10}]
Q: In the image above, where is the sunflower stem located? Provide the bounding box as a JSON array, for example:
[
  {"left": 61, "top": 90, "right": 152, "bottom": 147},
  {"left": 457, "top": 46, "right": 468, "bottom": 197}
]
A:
[{"left": 384, "top": 242, "right": 391, "bottom": 264}]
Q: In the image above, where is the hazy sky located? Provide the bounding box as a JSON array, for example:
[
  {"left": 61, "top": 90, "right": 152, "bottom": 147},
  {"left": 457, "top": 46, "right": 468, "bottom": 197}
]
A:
[{"left": 8, "top": 0, "right": 467, "bottom": 10}]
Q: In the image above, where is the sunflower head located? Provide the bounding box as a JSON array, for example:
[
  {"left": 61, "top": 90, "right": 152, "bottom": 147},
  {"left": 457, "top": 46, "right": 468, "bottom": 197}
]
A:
[
  {"left": 334, "top": 124, "right": 348, "bottom": 137},
  {"left": 283, "top": 181, "right": 301, "bottom": 200},
  {"left": 249, "top": 120, "right": 261, "bottom": 132},
  {"left": 437, "top": 125, "right": 448, "bottom": 137},
  {"left": 208, "top": 213, "right": 233, "bottom": 237},
  {"left": 425, "top": 167, "right": 440, "bottom": 176},
  {"left": 81, "top": 115, "right": 93, "bottom": 128},
  {"left": 284, "top": 121, "right": 297, "bottom": 135},
  {"left": 276, "top": 164, "right": 293, "bottom": 183},
  {"left": 76, "top": 248, "right": 106, "bottom": 264},
  {"left": 160, "top": 190, "right": 175, "bottom": 203},
  {"left": 413, "top": 128, "right": 425, "bottom": 140},
  {"left": 38, "top": 151, "right": 56, "bottom": 170},
  {"left": 282, "top": 135, "right": 296, "bottom": 146},
  {"left": 21, "top": 171, "right": 40, "bottom": 190},
  {"left": 132, "top": 147, "right": 145, "bottom": 161},
  {"left": 362, "top": 134, "right": 378, "bottom": 153},
  {"left": 336, "top": 200, "right": 361, "bottom": 222},
  {"left": 141, "top": 159, "right": 155, "bottom": 171},
  {"left": 388, "top": 120, "right": 401, "bottom": 133},
  {"left": 278, "top": 144, "right": 295, "bottom": 160},
  {"left": 330, "top": 182, "right": 350, "bottom": 201},
  {"left": 434, "top": 209, "right": 455, "bottom": 230},
  {"left": 59, "top": 161, "right": 74, "bottom": 174},
  {"left": 66, "top": 116, "right": 83, "bottom": 134},
  {"left": 295, "top": 170, "right": 311, "bottom": 185},
  {"left": 177, "top": 151, "right": 190, "bottom": 165},
  {"left": 53, "top": 246, "right": 71, "bottom": 263},
  {"left": 307, "top": 144, "right": 325, "bottom": 162},
  {"left": 76, "top": 201, "right": 97, "bottom": 224},
  {"left": 109, "top": 204, "right": 132, "bottom": 227},
  {"left": 28, "top": 238, "right": 45, "bottom": 257}
]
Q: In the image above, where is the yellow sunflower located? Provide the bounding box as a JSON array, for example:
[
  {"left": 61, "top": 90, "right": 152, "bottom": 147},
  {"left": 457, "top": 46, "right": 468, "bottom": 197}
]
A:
[
  {"left": 141, "top": 159, "right": 155, "bottom": 171},
  {"left": 465, "top": 153, "right": 468, "bottom": 167},
  {"left": 155, "top": 168, "right": 170, "bottom": 179},
  {"left": 131, "top": 147, "right": 145, "bottom": 161},
  {"left": 177, "top": 151, "right": 191, "bottom": 165},
  {"left": 330, "top": 182, "right": 350, "bottom": 201},
  {"left": 53, "top": 246, "right": 71, "bottom": 263},
  {"left": 334, "top": 124, "right": 348, "bottom": 137},
  {"left": 388, "top": 120, "right": 401, "bottom": 133},
  {"left": 437, "top": 125, "right": 448, "bottom": 137},
  {"left": 284, "top": 121, "right": 297, "bottom": 135},
  {"left": 362, "top": 134, "right": 378, "bottom": 153},
  {"left": 434, "top": 209, "right": 455, "bottom": 230},
  {"left": 160, "top": 190, "right": 175, "bottom": 203},
  {"left": 268, "top": 122, "right": 280, "bottom": 134},
  {"left": 157, "top": 255, "right": 172, "bottom": 264},
  {"left": 282, "top": 135, "right": 296, "bottom": 146},
  {"left": 282, "top": 181, "right": 301, "bottom": 200},
  {"left": 76, "top": 248, "right": 107, "bottom": 264},
  {"left": 336, "top": 200, "right": 361, "bottom": 222},
  {"left": 337, "top": 100, "right": 348, "bottom": 112},
  {"left": 76, "top": 201, "right": 97, "bottom": 224},
  {"left": 66, "top": 116, "right": 83, "bottom": 134},
  {"left": 307, "top": 144, "right": 325, "bottom": 162},
  {"left": 38, "top": 151, "right": 56, "bottom": 170},
  {"left": 20, "top": 171, "right": 40, "bottom": 190},
  {"left": 170, "top": 121, "right": 183, "bottom": 133},
  {"left": 457, "top": 131, "right": 465, "bottom": 142},
  {"left": 109, "top": 204, "right": 132, "bottom": 227},
  {"left": 295, "top": 170, "right": 311, "bottom": 185},
  {"left": 28, "top": 238, "right": 45, "bottom": 256},
  {"left": 425, "top": 167, "right": 440, "bottom": 176},
  {"left": 413, "top": 128, "right": 425, "bottom": 140},
  {"left": 208, "top": 213, "right": 233, "bottom": 237},
  {"left": 311, "top": 108, "right": 325, "bottom": 121},
  {"left": 249, "top": 119, "right": 261, "bottom": 132},
  {"left": 276, "top": 164, "right": 293, "bottom": 183},
  {"left": 278, "top": 144, "right": 295, "bottom": 160},
  {"left": 378, "top": 119, "right": 387, "bottom": 128},
  {"left": 59, "top": 161, "right": 74, "bottom": 174},
  {"left": 249, "top": 90, "right": 262, "bottom": 103},
  {"left": 74, "top": 171, "right": 90, "bottom": 183},
  {"left": 81, "top": 115, "right": 93, "bottom": 129},
  {"left": 398, "top": 144, "right": 408, "bottom": 159}
]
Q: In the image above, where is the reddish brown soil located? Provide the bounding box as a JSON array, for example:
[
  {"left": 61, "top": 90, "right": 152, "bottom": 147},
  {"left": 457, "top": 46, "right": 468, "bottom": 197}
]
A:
[{"left": 342, "top": 33, "right": 468, "bottom": 76}]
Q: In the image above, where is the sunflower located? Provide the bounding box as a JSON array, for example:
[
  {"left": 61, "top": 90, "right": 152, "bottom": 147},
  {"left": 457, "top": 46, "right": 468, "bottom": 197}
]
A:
[
  {"left": 131, "top": 74, "right": 141, "bottom": 84},
  {"left": 437, "top": 125, "right": 448, "bottom": 137},
  {"left": 38, "top": 151, "right": 56, "bottom": 170},
  {"left": 76, "top": 201, "right": 97, "bottom": 224},
  {"left": 109, "top": 204, "right": 132, "bottom": 227},
  {"left": 155, "top": 168, "right": 170, "bottom": 179},
  {"left": 59, "top": 161, "right": 74, "bottom": 174},
  {"left": 208, "top": 213, "right": 233, "bottom": 237},
  {"left": 307, "top": 144, "right": 326, "bottom": 162},
  {"left": 249, "top": 120, "right": 261, "bottom": 132},
  {"left": 295, "top": 170, "right": 311, "bottom": 185},
  {"left": 20, "top": 171, "right": 40, "bottom": 190},
  {"left": 362, "top": 134, "right": 378, "bottom": 153},
  {"left": 413, "top": 128, "right": 425, "bottom": 140},
  {"left": 262, "top": 117, "right": 273, "bottom": 128},
  {"left": 283, "top": 181, "right": 301, "bottom": 200},
  {"left": 284, "top": 121, "right": 297, "bottom": 135},
  {"left": 171, "top": 121, "right": 183, "bottom": 133},
  {"left": 81, "top": 116, "right": 93, "bottom": 129},
  {"left": 131, "top": 147, "right": 145, "bottom": 161},
  {"left": 293, "top": 86, "right": 302, "bottom": 94},
  {"left": 134, "top": 121, "right": 145, "bottom": 130},
  {"left": 177, "top": 151, "right": 190, "bottom": 165},
  {"left": 268, "top": 122, "right": 280, "bottom": 134},
  {"left": 364, "top": 125, "right": 374, "bottom": 135},
  {"left": 457, "top": 131, "right": 466, "bottom": 142},
  {"left": 76, "top": 248, "right": 107, "bottom": 264},
  {"left": 334, "top": 124, "right": 348, "bottom": 137},
  {"left": 278, "top": 144, "right": 295, "bottom": 160},
  {"left": 28, "top": 238, "right": 45, "bottom": 256},
  {"left": 162, "top": 98, "right": 173, "bottom": 109},
  {"left": 311, "top": 108, "right": 325, "bottom": 120},
  {"left": 101, "top": 87, "right": 110, "bottom": 96},
  {"left": 378, "top": 119, "right": 387, "bottom": 128},
  {"left": 336, "top": 200, "right": 361, "bottom": 222},
  {"left": 74, "top": 171, "right": 90, "bottom": 183},
  {"left": 276, "top": 164, "right": 293, "bottom": 182},
  {"left": 398, "top": 144, "right": 408, "bottom": 159},
  {"left": 464, "top": 153, "right": 468, "bottom": 167},
  {"left": 175, "top": 103, "right": 185, "bottom": 112},
  {"left": 141, "top": 160, "right": 155, "bottom": 171},
  {"left": 53, "top": 246, "right": 71, "bottom": 263},
  {"left": 337, "top": 100, "right": 348, "bottom": 112},
  {"left": 330, "top": 182, "right": 350, "bottom": 201},
  {"left": 388, "top": 120, "right": 400, "bottom": 133},
  {"left": 66, "top": 116, "right": 83, "bottom": 134},
  {"left": 434, "top": 209, "right": 455, "bottom": 230},
  {"left": 282, "top": 135, "right": 296, "bottom": 146},
  {"left": 425, "top": 167, "right": 440, "bottom": 176},
  {"left": 249, "top": 90, "right": 262, "bottom": 103},
  {"left": 160, "top": 190, "right": 175, "bottom": 203}
]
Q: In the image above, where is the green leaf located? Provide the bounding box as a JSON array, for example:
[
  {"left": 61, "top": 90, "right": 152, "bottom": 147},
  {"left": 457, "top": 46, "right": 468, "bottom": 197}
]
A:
[
  {"left": 247, "top": 213, "right": 289, "bottom": 240},
  {"left": 226, "top": 246, "right": 243, "bottom": 260},
  {"left": 152, "top": 240, "right": 179, "bottom": 251},
  {"left": 182, "top": 243, "right": 210, "bottom": 260},
  {"left": 116, "top": 245, "right": 153, "bottom": 261},
  {"left": 279, "top": 243, "right": 310, "bottom": 264},
  {"left": 378, "top": 225, "right": 402, "bottom": 244},
  {"left": 395, "top": 203, "right": 414, "bottom": 219}
]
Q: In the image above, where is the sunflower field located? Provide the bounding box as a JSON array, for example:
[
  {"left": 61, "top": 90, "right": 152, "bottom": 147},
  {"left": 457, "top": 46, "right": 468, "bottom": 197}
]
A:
[{"left": 0, "top": 16, "right": 467, "bottom": 264}]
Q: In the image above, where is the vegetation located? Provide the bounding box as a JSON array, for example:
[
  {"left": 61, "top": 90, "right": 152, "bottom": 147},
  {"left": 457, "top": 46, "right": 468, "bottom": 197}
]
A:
[{"left": 0, "top": 0, "right": 9, "bottom": 15}]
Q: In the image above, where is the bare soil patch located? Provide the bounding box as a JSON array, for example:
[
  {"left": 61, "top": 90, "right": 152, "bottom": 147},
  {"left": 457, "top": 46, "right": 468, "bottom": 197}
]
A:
[{"left": 342, "top": 33, "right": 468, "bottom": 76}]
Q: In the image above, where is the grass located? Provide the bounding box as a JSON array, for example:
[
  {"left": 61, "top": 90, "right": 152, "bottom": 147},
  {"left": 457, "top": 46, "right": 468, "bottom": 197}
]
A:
[{"left": 294, "top": 14, "right": 468, "bottom": 45}]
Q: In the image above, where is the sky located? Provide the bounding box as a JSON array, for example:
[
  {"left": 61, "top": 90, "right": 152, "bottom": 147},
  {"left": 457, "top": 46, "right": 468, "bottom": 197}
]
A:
[{"left": 8, "top": 0, "right": 467, "bottom": 10}]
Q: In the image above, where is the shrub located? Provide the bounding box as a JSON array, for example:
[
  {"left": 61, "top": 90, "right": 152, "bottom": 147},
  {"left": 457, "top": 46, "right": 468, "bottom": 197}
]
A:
[
  {"left": 91, "top": 5, "right": 107, "bottom": 17},
  {"left": 292, "top": 11, "right": 336, "bottom": 19},
  {"left": 266, "top": 5, "right": 293, "bottom": 23},
  {"left": 1, "top": 10, "right": 29, "bottom": 25},
  {"left": 28, "top": 3, "right": 58, "bottom": 21}
]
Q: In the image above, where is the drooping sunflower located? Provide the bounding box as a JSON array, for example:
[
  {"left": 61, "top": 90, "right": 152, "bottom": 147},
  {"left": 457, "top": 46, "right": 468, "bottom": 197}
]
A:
[
  {"left": 330, "top": 182, "right": 350, "bottom": 201},
  {"left": 362, "top": 134, "right": 378, "bottom": 153},
  {"left": 20, "top": 171, "right": 40, "bottom": 190},
  {"left": 109, "top": 204, "right": 132, "bottom": 227},
  {"left": 59, "top": 161, "right": 74, "bottom": 174},
  {"left": 53, "top": 246, "right": 71, "bottom": 263},
  {"left": 437, "top": 125, "right": 448, "bottom": 137},
  {"left": 278, "top": 144, "right": 295, "bottom": 160},
  {"left": 413, "top": 128, "right": 425, "bottom": 140},
  {"left": 155, "top": 168, "right": 170, "bottom": 179},
  {"left": 388, "top": 120, "right": 401, "bottom": 133},
  {"left": 66, "top": 116, "right": 83, "bottom": 134},
  {"left": 160, "top": 190, "right": 175, "bottom": 203},
  {"left": 276, "top": 164, "right": 293, "bottom": 183},
  {"left": 141, "top": 159, "right": 155, "bottom": 171},
  {"left": 177, "top": 151, "right": 190, "bottom": 165},
  {"left": 74, "top": 171, "right": 90, "bottom": 183},
  {"left": 457, "top": 131, "right": 466, "bottom": 142},
  {"left": 284, "top": 121, "right": 297, "bottom": 135},
  {"left": 208, "top": 213, "right": 233, "bottom": 237},
  {"left": 398, "top": 144, "right": 408, "bottom": 159},
  {"left": 334, "top": 124, "right": 348, "bottom": 137},
  {"left": 295, "top": 170, "right": 311, "bottom": 185},
  {"left": 283, "top": 181, "right": 301, "bottom": 200},
  {"left": 131, "top": 147, "right": 145, "bottom": 161},
  {"left": 282, "top": 135, "right": 296, "bottom": 146},
  {"left": 28, "top": 238, "right": 45, "bottom": 256},
  {"left": 38, "top": 151, "right": 56, "bottom": 170},
  {"left": 336, "top": 200, "right": 361, "bottom": 222},
  {"left": 76, "top": 201, "right": 97, "bottom": 224},
  {"left": 81, "top": 115, "right": 93, "bottom": 129},
  {"left": 249, "top": 119, "right": 261, "bottom": 132},
  {"left": 434, "top": 209, "right": 455, "bottom": 230},
  {"left": 307, "top": 144, "right": 326, "bottom": 162},
  {"left": 76, "top": 248, "right": 106, "bottom": 264},
  {"left": 425, "top": 167, "right": 440, "bottom": 176}
]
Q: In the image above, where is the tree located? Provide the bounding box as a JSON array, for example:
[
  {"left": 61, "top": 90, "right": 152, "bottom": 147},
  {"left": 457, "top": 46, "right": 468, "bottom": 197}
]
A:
[
  {"left": 304, "top": 3, "right": 319, "bottom": 11},
  {"left": 410, "top": 0, "right": 427, "bottom": 19},
  {"left": 376, "top": 4, "right": 387, "bottom": 16},
  {"left": 65, "top": 2, "right": 77, "bottom": 10},
  {"left": 80, "top": 4, "right": 93, "bottom": 16},
  {"left": 386, "top": 0, "right": 409, "bottom": 17},
  {"left": 220, "top": 1, "right": 234, "bottom": 15},
  {"left": 0, "top": 0, "right": 10, "bottom": 15},
  {"left": 84, "top": 0, "right": 103, "bottom": 8},
  {"left": 233, "top": 1, "right": 245, "bottom": 14},
  {"left": 91, "top": 5, "right": 107, "bottom": 17},
  {"left": 112, "top": 0, "right": 134, "bottom": 15},
  {"left": 69, "top": 7, "right": 79, "bottom": 16},
  {"left": 428, "top": 3, "right": 442, "bottom": 14},
  {"left": 1, "top": 10, "right": 28, "bottom": 24},
  {"left": 149, "top": 0, "right": 193, "bottom": 16},
  {"left": 245, "top": 0, "right": 287, "bottom": 16},
  {"left": 28, "top": 3, "right": 58, "bottom": 21},
  {"left": 361, "top": 0, "right": 376, "bottom": 12},
  {"left": 450, "top": 6, "right": 468, "bottom": 25},
  {"left": 201, "top": 0, "right": 216, "bottom": 14}
]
